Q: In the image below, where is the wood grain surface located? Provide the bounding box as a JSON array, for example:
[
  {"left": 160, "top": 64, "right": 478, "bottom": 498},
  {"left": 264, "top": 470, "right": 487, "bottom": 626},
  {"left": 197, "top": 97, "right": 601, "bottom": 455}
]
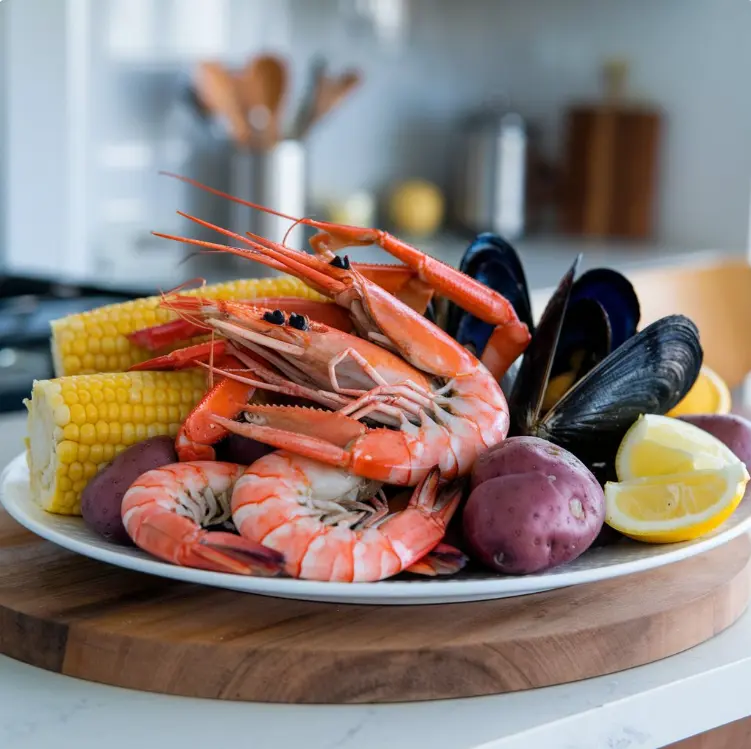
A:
[
  {"left": 0, "top": 509, "right": 748, "bottom": 704},
  {"left": 669, "top": 715, "right": 751, "bottom": 748}
]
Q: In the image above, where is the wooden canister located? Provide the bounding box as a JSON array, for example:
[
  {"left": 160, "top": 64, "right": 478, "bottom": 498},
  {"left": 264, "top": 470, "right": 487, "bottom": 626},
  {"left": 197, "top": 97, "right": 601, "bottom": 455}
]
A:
[{"left": 561, "top": 61, "right": 662, "bottom": 240}]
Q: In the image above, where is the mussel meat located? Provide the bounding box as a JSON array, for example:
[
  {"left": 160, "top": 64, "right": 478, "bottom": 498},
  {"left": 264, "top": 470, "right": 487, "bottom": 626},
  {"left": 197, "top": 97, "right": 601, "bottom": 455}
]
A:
[{"left": 506, "top": 255, "right": 703, "bottom": 473}]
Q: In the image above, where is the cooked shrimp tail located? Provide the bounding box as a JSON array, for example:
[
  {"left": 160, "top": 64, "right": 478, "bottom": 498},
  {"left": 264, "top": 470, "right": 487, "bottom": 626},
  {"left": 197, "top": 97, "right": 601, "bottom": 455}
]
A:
[{"left": 406, "top": 543, "right": 469, "bottom": 577}]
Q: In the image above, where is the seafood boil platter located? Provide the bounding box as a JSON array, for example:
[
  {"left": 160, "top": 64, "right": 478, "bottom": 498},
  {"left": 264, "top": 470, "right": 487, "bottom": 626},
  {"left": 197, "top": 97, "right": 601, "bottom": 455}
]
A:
[{"left": 4, "top": 172, "right": 751, "bottom": 611}]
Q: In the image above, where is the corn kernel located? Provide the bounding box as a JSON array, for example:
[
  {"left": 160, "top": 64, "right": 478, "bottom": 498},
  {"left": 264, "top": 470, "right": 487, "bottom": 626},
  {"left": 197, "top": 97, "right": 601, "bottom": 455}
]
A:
[
  {"left": 70, "top": 404, "right": 87, "bottom": 425},
  {"left": 63, "top": 424, "right": 79, "bottom": 441},
  {"left": 80, "top": 424, "right": 96, "bottom": 445},
  {"left": 85, "top": 403, "right": 98, "bottom": 421},
  {"left": 102, "top": 444, "right": 115, "bottom": 461},
  {"left": 135, "top": 424, "right": 147, "bottom": 441},
  {"left": 122, "top": 423, "right": 136, "bottom": 444},
  {"left": 96, "top": 421, "right": 109, "bottom": 442},
  {"left": 83, "top": 462, "right": 98, "bottom": 478},
  {"left": 63, "top": 389, "right": 79, "bottom": 405},
  {"left": 58, "top": 441, "right": 78, "bottom": 463},
  {"left": 69, "top": 462, "right": 83, "bottom": 481},
  {"left": 89, "top": 444, "right": 104, "bottom": 463},
  {"left": 109, "top": 422, "right": 122, "bottom": 443}
]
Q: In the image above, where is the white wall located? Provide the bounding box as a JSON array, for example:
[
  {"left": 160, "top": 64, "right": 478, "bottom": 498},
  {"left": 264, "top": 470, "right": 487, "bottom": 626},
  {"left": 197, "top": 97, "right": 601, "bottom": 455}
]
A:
[
  {"left": 3, "top": 0, "right": 751, "bottom": 282},
  {"left": 299, "top": 0, "right": 751, "bottom": 251}
]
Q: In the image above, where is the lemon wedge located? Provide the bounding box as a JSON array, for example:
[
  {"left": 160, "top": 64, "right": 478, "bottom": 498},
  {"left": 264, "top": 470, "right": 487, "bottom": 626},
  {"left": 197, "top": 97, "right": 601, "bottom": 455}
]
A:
[
  {"left": 615, "top": 414, "right": 739, "bottom": 481},
  {"left": 604, "top": 461, "right": 749, "bottom": 543},
  {"left": 668, "top": 365, "right": 731, "bottom": 417}
]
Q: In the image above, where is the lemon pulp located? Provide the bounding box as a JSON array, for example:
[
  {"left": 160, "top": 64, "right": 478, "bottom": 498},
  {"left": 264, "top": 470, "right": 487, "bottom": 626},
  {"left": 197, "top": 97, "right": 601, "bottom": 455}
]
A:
[
  {"left": 605, "top": 461, "right": 749, "bottom": 543},
  {"left": 616, "top": 414, "right": 739, "bottom": 481}
]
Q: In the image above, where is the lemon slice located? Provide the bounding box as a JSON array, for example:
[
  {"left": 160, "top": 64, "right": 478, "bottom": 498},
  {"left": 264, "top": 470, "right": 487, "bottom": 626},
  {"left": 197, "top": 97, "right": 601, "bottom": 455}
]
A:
[
  {"left": 605, "top": 461, "right": 750, "bottom": 543},
  {"left": 668, "top": 365, "right": 732, "bottom": 417},
  {"left": 615, "top": 414, "right": 739, "bottom": 481}
]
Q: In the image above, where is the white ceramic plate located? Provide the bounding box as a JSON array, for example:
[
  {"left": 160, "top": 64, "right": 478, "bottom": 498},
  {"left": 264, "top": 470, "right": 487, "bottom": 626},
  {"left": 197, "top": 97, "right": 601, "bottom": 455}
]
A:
[{"left": 3, "top": 452, "right": 751, "bottom": 605}]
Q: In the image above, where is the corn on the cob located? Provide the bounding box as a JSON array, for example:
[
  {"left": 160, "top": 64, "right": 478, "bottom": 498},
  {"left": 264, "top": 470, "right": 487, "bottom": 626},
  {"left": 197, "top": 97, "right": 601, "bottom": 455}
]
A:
[
  {"left": 51, "top": 276, "right": 326, "bottom": 377},
  {"left": 25, "top": 370, "right": 206, "bottom": 515}
]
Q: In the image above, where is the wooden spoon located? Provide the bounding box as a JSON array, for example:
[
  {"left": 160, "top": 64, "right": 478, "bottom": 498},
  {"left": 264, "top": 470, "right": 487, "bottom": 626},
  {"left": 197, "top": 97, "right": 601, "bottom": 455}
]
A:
[
  {"left": 302, "top": 68, "right": 362, "bottom": 138},
  {"left": 235, "top": 58, "right": 270, "bottom": 150},
  {"left": 253, "top": 55, "right": 288, "bottom": 149},
  {"left": 194, "top": 61, "right": 251, "bottom": 148}
]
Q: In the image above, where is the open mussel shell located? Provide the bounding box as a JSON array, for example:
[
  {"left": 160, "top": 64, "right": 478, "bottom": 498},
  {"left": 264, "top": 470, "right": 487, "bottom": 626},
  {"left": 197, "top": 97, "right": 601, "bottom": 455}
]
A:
[
  {"left": 542, "top": 298, "right": 611, "bottom": 411},
  {"left": 507, "top": 255, "right": 582, "bottom": 425},
  {"left": 446, "top": 233, "right": 534, "bottom": 358},
  {"left": 512, "top": 314, "right": 703, "bottom": 467},
  {"left": 567, "top": 268, "right": 640, "bottom": 351}
]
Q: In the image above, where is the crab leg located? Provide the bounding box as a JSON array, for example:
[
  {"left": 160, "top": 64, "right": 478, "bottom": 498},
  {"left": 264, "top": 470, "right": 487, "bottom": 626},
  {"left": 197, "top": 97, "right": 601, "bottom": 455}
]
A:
[
  {"left": 158, "top": 171, "right": 435, "bottom": 314},
  {"left": 157, "top": 172, "right": 528, "bottom": 375}
]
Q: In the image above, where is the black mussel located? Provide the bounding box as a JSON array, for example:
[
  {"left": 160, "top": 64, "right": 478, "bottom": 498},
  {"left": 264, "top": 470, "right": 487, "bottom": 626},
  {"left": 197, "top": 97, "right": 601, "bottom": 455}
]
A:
[
  {"left": 446, "top": 235, "right": 641, "bottom": 401},
  {"left": 542, "top": 267, "right": 640, "bottom": 400},
  {"left": 446, "top": 233, "right": 534, "bottom": 358},
  {"left": 567, "top": 268, "right": 640, "bottom": 351},
  {"left": 507, "top": 256, "right": 702, "bottom": 467}
]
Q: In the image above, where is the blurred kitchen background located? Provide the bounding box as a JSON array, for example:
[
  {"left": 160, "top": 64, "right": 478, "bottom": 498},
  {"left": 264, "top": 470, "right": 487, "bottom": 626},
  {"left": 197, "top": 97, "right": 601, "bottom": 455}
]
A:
[{"left": 0, "top": 0, "right": 750, "bottom": 410}]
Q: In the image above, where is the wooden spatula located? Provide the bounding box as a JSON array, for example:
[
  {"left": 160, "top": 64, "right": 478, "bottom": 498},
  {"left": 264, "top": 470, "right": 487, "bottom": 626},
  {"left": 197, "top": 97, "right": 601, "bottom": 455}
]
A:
[
  {"left": 301, "top": 68, "right": 362, "bottom": 138},
  {"left": 194, "top": 61, "right": 252, "bottom": 148}
]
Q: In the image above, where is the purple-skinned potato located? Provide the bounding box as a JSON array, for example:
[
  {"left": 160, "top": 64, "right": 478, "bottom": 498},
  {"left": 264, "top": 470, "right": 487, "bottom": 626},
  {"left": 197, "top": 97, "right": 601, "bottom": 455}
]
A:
[
  {"left": 81, "top": 435, "right": 178, "bottom": 545},
  {"left": 465, "top": 436, "right": 605, "bottom": 574},
  {"left": 679, "top": 413, "right": 751, "bottom": 473}
]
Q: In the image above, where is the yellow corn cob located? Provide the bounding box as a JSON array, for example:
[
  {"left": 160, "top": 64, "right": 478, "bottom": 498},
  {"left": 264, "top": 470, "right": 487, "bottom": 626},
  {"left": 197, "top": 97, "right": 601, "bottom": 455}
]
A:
[
  {"left": 25, "top": 370, "right": 206, "bottom": 515},
  {"left": 51, "top": 276, "right": 327, "bottom": 376}
]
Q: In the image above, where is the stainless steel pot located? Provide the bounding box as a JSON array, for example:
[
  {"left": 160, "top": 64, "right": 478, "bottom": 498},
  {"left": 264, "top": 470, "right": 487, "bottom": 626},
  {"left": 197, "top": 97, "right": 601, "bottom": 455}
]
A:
[{"left": 451, "top": 109, "right": 528, "bottom": 240}]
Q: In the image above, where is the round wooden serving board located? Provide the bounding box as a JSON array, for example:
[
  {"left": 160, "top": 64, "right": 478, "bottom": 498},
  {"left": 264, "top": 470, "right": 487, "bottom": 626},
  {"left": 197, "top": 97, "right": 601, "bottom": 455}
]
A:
[{"left": 0, "top": 509, "right": 748, "bottom": 705}]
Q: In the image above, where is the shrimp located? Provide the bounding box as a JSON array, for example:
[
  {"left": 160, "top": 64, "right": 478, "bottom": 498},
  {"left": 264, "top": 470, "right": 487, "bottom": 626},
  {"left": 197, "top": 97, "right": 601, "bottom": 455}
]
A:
[
  {"left": 141, "top": 179, "right": 528, "bottom": 486},
  {"left": 121, "top": 461, "right": 284, "bottom": 575},
  {"left": 144, "top": 260, "right": 510, "bottom": 486},
  {"left": 231, "top": 451, "right": 462, "bottom": 582}
]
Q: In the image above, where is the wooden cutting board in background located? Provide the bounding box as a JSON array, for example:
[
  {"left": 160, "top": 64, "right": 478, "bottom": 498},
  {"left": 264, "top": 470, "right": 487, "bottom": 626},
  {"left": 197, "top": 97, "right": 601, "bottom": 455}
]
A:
[{"left": 561, "top": 60, "right": 663, "bottom": 240}]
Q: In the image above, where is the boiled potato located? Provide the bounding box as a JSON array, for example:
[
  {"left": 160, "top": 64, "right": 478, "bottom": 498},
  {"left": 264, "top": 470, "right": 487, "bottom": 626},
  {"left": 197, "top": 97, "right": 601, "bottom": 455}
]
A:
[
  {"left": 80, "top": 436, "right": 178, "bottom": 545},
  {"left": 464, "top": 437, "right": 605, "bottom": 574}
]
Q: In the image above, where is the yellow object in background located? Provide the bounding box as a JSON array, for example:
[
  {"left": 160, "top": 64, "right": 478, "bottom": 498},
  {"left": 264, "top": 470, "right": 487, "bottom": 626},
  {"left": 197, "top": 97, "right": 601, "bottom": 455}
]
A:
[
  {"left": 667, "top": 365, "right": 731, "bottom": 417},
  {"left": 388, "top": 180, "right": 445, "bottom": 237},
  {"left": 25, "top": 370, "right": 206, "bottom": 515}
]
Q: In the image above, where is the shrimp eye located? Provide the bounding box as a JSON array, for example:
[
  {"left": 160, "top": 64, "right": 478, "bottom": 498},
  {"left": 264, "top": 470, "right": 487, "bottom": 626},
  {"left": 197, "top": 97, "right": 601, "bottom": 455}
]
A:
[
  {"left": 288, "top": 313, "right": 308, "bottom": 331},
  {"left": 263, "top": 309, "right": 285, "bottom": 325},
  {"left": 330, "top": 255, "right": 351, "bottom": 270}
]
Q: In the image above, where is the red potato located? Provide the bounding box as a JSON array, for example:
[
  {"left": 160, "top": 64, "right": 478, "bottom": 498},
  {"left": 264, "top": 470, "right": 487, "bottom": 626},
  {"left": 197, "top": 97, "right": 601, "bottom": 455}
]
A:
[
  {"left": 80, "top": 436, "right": 178, "bottom": 545},
  {"left": 463, "top": 436, "right": 605, "bottom": 575},
  {"left": 679, "top": 413, "right": 751, "bottom": 473}
]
